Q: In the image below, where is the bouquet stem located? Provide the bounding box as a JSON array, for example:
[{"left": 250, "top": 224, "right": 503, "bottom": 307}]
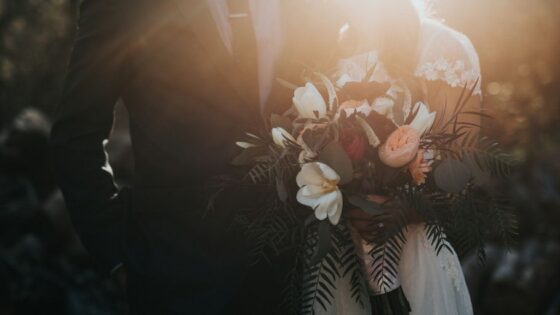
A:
[{"left": 369, "top": 287, "right": 411, "bottom": 315}]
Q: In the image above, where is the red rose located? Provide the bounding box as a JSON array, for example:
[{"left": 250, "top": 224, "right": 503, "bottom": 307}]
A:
[{"left": 341, "top": 128, "right": 366, "bottom": 161}]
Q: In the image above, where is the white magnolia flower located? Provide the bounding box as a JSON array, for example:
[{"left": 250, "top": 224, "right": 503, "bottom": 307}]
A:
[
  {"left": 271, "top": 127, "right": 296, "bottom": 148},
  {"left": 293, "top": 82, "right": 327, "bottom": 119},
  {"left": 371, "top": 97, "right": 395, "bottom": 117},
  {"left": 338, "top": 99, "right": 371, "bottom": 118},
  {"left": 296, "top": 162, "right": 343, "bottom": 225},
  {"left": 409, "top": 102, "right": 436, "bottom": 136},
  {"left": 336, "top": 74, "right": 353, "bottom": 88}
]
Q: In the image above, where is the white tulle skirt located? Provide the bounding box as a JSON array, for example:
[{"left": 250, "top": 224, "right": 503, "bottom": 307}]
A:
[{"left": 313, "top": 224, "right": 474, "bottom": 315}]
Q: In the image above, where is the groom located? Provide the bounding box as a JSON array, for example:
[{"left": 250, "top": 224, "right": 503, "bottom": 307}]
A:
[{"left": 51, "top": 0, "right": 342, "bottom": 313}]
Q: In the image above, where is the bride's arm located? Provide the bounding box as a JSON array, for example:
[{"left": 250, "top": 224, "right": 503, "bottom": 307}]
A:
[{"left": 417, "top": 20, "right": 483, "bottom": 139}]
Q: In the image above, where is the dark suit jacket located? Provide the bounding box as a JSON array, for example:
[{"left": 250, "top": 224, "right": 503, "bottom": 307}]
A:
[{"left": 50, "top": 0, "right": 343, "bottom": 313}]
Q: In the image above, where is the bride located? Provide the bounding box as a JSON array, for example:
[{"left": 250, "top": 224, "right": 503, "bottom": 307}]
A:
[{"left": 314, "top": 0, "right": 481, "bottom": 314}]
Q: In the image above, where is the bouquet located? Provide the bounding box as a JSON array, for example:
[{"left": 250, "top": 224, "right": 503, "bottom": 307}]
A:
[{"left": 223, "top": 70, "right": 517, "bottom": 314}]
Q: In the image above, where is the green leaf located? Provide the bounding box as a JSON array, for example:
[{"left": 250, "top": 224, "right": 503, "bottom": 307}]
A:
[
  {"left": 434, "top": 159, "right": 472, "bottom": 193},
  {"left": 309, "top": 221, "right": 332, "bottom": 265},
  {"left": 348, "top": 195, "right": 383, "bottom": 215},
  {"left": 318, "top": 141, "right": 354, "bottom": 185},
  {"left": 270, "top": 113, "right": 292, "bottom": 132},
  {"left": 315, "top": 72, "right": 338, "bottom": 111},
  {"left": 231, "top": 146, "right": 265, "bottom": 166},
  {"left": 276, "top": 77, "right": 299, "bottom": 90},
  {"left": 301, "top": 126, "right": 330, "bottom": 152},
  {"left": 248, "top": 164, "right": 268, "bottom": 183},
  {"left": 462, "top": 152, "right": 492, "bottom": 186},
  {"left": 276, "top": 176, "right": 288, "bottom": 202},
  {"left": 355, "top": 115, "right": 381, "bottom": 147}
]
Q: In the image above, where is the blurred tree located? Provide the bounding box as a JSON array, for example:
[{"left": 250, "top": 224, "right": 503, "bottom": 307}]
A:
[
  {"left": 0, "top": 0, "right": 79, "bottom": 128},
  {"left": 437, "top": 0, "right": 560, "bottom": 151},
  {"left": 436, "top": 0, "right": 560, "bottom": 236}
]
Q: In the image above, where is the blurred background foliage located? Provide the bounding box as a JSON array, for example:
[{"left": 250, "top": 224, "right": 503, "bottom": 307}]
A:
[
  {"left": 0, "top": 0, "right": 559, "bottom": 314},
  {"left": 0, "top": 0, "right": 78, "bottom": 126}
]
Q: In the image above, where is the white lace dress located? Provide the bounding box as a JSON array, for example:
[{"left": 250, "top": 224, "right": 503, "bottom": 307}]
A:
[{"left": 313, "top": 19, "right": 479, "bottom": 315}]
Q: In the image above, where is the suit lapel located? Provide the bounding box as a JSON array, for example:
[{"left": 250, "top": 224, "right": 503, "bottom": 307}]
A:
[
  {"left": 172, "top": 0, "right": 256, "bottom": 108},
  {"left": 171, "top": 0, "right": 342, "bottom": 123},
  {"left": 262, "top": 0, "right": 300, "bottom": 117},
  {"left": 264, "top": 0, "right": 318, "bottom": 117},
  {"left": 264, "top": 0, "right": 348, "bottom": 117}
]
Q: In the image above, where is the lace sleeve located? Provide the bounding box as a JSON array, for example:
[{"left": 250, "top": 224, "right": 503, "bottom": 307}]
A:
[{"left": 415, "top": 20, "right": 482, "bottom": 95}]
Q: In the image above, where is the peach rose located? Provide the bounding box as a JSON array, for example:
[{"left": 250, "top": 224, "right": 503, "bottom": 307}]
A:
[
  {"left": 409, "top": 149, "right": 433, "bottom": 185},
  {"left": 378, "top": 126, "right": 420, "bottom": 168}
]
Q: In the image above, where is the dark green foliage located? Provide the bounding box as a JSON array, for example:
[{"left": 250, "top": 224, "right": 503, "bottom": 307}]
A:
[
  {"left": 299, "top": 220, "right": 366, "bottom": 314},
  {"left": 426, "top": 223, "right": 455, "bottom": 256},
  {"left": 444, "top": 193, "right": 518, "bottom": 262},
  {"left": 333, "top": 222, "right": 368, "bottom": 307},
  {"left": 393, "top": 183, "right": 518, "bottom": 264},
  {"left": 368, "top": 236, "right": 405, "bottom": 293},
  {"left": 317, "top": 141, "right": 354, "bottom": 185},
  {"left": 434, "top": 159, "right": 472, "bottom": 193},
  {"left": 232, "top": 145, "right": 268, "bottom": 166},
  {"left": 238, "top": 134, "right": 301, "bottom": 203},
  {"left": 361, "top": 198, "right": 409, "bottom": 294},
  {"left": 348, "top": 194, "right": 383, "bottom": 215},
  {"left": 232, "top": 197, "right": 302, "bottom": 265},
  {"left": 459, "top": 136, "right": 517, "bottom": 181},
  {"left": 300, "top": 223, "right": 339, "bottom": 314}
]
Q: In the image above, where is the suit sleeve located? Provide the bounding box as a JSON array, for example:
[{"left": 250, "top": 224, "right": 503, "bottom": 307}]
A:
[{"left": 50, "top": 0, "right": 131, "bottom": 275}]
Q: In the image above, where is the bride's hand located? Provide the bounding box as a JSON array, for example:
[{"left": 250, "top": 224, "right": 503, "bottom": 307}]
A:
[{"left": 345, "top": 194, "right": 423, "bottom": 242}]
